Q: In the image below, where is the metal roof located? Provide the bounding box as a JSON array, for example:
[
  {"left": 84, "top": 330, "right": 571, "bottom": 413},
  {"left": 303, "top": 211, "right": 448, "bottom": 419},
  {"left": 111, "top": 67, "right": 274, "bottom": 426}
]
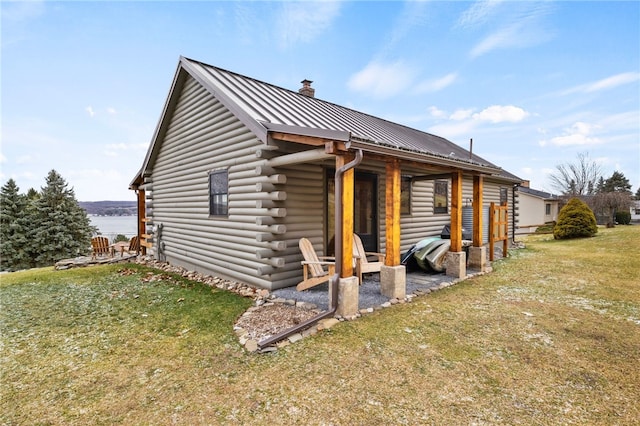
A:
[
  {"left": 517, "top": 186, "right": 558, "bottom": 199},
  {"left": 133, "top": 56, "right": 524, "bottom": 186}
]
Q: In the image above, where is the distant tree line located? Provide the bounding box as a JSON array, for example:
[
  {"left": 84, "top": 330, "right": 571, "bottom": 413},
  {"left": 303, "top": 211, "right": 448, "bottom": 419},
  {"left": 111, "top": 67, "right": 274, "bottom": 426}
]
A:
[
  {"left": 548, "top": 152, "right": 635, "bottom": 225},
  {"left": 79, "top": 201, "right": 137, "bottom": 216},
  {"left": 0, "top": 170, "right": 95, "bottom": 271}
]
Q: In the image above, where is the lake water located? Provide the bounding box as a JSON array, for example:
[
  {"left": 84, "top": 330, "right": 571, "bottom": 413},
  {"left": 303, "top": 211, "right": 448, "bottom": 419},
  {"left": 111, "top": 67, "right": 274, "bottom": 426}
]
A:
[{"left": 89, "top": 215, "right": 138, "bottom": 240}]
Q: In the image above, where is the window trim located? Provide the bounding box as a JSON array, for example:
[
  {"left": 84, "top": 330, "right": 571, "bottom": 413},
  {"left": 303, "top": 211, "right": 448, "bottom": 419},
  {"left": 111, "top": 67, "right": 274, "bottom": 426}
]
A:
[
  {"left": 209, "top": 169, "right": 229, "bottom": 217},
  {"left": 434, "top": 180, "right": 448, "bottom": 214},
  {"left": 401, "top": 175, "right": 412, "bottom": 215},
  {"left": 500, "top": 187, "right": 508, "bottom": 205}
]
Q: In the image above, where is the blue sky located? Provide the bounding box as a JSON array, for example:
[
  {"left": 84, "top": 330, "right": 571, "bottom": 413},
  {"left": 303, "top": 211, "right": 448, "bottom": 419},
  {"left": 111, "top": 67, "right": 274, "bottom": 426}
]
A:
[{"left": 2, "top": 1, "right": 639, "bottom": 201}]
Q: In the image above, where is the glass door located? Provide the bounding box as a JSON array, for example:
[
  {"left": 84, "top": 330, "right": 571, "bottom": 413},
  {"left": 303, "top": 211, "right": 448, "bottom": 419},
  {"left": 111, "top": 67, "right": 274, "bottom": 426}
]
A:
[{"left": 326, "top": 171, "right": 378, "bottom": 254}]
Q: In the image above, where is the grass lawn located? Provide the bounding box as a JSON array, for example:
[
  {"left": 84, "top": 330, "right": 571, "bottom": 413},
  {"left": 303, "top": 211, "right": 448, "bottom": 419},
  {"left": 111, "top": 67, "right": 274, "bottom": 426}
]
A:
[{"left": 1, "top": 226, "right": 639, "bottom": 425}]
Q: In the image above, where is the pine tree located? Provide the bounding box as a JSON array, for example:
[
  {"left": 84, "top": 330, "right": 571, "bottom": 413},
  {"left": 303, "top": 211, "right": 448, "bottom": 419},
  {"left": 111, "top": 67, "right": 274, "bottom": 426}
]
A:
[
  {"left": 30, "top": 170, "right": 93, "bottom": 266},
  {"left": 0, "top": 179, "right": 30, "bottom": 271},
  {"left": 601, "top": 171, "right": 632, "bottom": 194}
]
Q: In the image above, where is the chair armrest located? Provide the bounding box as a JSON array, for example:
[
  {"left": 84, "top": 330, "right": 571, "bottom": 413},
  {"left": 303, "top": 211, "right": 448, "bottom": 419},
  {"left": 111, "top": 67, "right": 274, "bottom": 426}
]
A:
[
  {"left": 301, "top": 261, "right": 335, "bottom": 266},
  {"left": 365, "top": 252, "right": 385, "bottom": 262}
]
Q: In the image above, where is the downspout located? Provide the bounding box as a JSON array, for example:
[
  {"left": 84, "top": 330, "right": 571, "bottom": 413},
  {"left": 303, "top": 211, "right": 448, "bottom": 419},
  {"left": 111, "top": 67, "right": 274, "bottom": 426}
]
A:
[{"left": 258, "top": 149, "right": 363, "bottom": 349}]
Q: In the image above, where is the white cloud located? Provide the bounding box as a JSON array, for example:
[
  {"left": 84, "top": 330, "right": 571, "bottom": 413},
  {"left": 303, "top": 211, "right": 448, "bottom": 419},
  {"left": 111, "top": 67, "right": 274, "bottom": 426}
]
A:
[
  {"left": 428, "top": 104, "right": 530, "bottom": 139},
  {"left": 428, "top": 106, "right": 446, "bottom": 118},
  {"left": 428, "top": 119, "right": 478, "bottom": 139},
  {"left": 562, "top": 72, "right": 640, "bottom": 95},
  {"left": 86, "top": 106, "right": 95, "bottom": 117},
  {"left": 107, "top": 107, "right": 117, "bottom": 115},
  {"left": 468, "top": 3, "right": 553, "bottom": 58},
  {"left": 457, "top": 0, "right": 504, "bottom": 28},
  {"left": 472, "top": 105, "right": 529, "bottom": 123},
  {"left": 450, "top": 109, "right": 474, "bottom": 121},
  {"left": 416, "top": 73, "right": 458, "bottom": 93},
  {"left": 0, "top": 153, "right": 6, "bottom": 164},
  {"left": 277, "top": 1, "right": 341, "bottom": 48},
  {"left": 347, "top": 61, "right": 417, "bottom": 98},
  {"left": 540, "top": 122, "right": 602, "bottom": 147}
]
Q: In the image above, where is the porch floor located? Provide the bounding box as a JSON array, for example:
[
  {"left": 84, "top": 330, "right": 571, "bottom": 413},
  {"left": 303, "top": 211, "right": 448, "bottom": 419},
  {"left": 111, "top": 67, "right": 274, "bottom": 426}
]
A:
[{"left": 272, "top": 266, "right": 489, "bottom": 312}]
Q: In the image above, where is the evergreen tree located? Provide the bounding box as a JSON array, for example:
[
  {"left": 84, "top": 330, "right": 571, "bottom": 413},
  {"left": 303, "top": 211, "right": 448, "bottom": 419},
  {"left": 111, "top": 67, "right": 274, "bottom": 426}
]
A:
[
  {"left": 30, "top": 170, "right": 93, "bottom": 266},
  {"left": 601, "top": 171, "right": 632, "bottom": 194},
  {"left": 0, "top": 179, "right": 30, "bottom": 271},
  {"left": 635, "top": 187, "right": 640, "bottom": 200},
  {"left": 553, "top": 197, "right": 597, "bottom": 239}
]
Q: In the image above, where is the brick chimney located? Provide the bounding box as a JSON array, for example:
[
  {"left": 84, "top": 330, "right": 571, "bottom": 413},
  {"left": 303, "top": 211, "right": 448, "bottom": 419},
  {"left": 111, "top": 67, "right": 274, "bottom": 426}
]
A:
[{"left": 298, "top": 79, "right": 315, "bottom": 97}]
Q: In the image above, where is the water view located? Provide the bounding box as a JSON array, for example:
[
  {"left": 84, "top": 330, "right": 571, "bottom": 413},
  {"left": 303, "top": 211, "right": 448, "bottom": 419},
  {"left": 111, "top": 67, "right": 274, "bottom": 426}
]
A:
[{"left": 89, "top": 215, "right": 138, "bottom": 241}]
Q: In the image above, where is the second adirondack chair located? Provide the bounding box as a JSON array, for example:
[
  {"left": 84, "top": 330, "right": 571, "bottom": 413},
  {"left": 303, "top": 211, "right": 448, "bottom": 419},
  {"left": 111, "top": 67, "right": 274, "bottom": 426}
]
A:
[{"left": 353, "top": 233, "right": 385, "bottom": 284}]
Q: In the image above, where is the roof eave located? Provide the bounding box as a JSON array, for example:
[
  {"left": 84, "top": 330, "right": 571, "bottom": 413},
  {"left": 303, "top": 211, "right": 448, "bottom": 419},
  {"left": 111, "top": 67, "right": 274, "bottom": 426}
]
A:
[{"left": 348, "top": 139, "right": 504, "bottom": 176}]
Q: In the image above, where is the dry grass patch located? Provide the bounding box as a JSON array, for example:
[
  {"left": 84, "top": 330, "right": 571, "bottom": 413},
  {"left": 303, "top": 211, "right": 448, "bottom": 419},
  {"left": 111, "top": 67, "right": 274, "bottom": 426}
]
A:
[{"left": 1, "top": 226, "right": 639, "bottom": 424}]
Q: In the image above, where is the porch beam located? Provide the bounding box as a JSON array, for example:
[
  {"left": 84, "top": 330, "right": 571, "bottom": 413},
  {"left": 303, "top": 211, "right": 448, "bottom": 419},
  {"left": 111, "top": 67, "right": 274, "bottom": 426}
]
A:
[
  {"left": 472, "top": 175, "right": 484, "bottom": 247},
  {"left": 385, "top": 159, "right": 401, "bottom": 266},
  {"left": 337, "top": 153, "right": 355, "bottom": 279},
  {"left": 270, "top": 131, "right": 339, "bottom": 147},
  {"left": 450, "top": 170, "right": 463, "bottom": 253}
]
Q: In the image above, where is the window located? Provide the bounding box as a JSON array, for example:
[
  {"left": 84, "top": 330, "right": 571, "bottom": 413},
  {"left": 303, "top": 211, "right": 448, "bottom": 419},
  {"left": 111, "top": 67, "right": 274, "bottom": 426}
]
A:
[
  {"left": 209, "top": 170, "right": 228, "bottom": 216},
  {"left": 500, "top": 187, "right": 508, "bottom": 205},
  {"left": 545, "top": 203, "right": 551, "bottom": 215},
  {"left": 434, "top": 180, "right": 448, "bottom": 214},
  {"left": 400, "top": 176, "right": 411, "bottom": 215}
]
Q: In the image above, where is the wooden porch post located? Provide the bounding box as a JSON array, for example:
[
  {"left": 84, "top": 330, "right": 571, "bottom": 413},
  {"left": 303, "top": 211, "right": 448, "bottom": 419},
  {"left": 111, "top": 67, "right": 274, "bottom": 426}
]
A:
[
  {"left": 450, "top": 170, "right": 463, "bottom": 253},
  {"left": 337, "top": 154, "right": 355, "bottom": 279},
  {"left": 137, "top": 189, "right": 146, "bottom": 255},
  {"left": 472, "top": 175, "right": 483, "bottom": 247},
  {"left": 385, "top": 159, "right": 401, "bottom": 266}
]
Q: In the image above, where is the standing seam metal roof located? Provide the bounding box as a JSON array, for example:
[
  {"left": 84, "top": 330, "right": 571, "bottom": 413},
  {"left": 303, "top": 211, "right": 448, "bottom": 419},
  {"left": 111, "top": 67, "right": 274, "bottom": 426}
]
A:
[{"left": 180, "top": 57, "right": 521, "bottom": 178}]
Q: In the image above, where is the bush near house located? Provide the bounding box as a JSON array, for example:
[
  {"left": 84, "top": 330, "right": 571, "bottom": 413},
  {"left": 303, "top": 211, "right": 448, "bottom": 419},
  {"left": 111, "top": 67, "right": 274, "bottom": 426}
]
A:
[
  {"left": 553, "top": 197, "right": 597, "bottom": 240},
  {"left": 534, "top": 221, "right": 556, "bottom": 234},
  {"left": 615, "top": 210, "right": 631, "bottom": 225}
]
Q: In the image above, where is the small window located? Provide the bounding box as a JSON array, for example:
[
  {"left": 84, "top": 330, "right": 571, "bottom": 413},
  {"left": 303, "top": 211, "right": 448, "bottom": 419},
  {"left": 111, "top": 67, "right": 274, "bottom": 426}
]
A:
[
  {"left": 400, "top": 176, "right": 411, "bottom": 215},
  {"left": 434, "top": 180, "right": 448, "bottom": 214},
  {"left": 500, "top": 187, "right": 508, "bottom": 205},
  {"left": 209, "top": 170, "right": 228, "bottom": 216},
  {"left": 545, "top": 203, "right": 551, "bottom": 215}
]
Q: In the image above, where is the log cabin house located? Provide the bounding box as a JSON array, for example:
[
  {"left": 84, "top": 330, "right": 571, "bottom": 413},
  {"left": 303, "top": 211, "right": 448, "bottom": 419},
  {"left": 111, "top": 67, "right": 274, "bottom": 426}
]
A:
[{"left": 130, "top": 57, "right": 522, "bottom": 292}]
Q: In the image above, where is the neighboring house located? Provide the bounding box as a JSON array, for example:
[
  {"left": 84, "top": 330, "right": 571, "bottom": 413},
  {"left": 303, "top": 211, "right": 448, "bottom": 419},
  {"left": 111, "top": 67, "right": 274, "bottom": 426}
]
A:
[
  {"left": 130, "top": 57, "right": 522, "bottom": 290},
  {"left": 631, "top": 200, "right": 640, "bottom": 222},
  {"left": 515, "top": 185, "right": 560, "bottom": 234}
]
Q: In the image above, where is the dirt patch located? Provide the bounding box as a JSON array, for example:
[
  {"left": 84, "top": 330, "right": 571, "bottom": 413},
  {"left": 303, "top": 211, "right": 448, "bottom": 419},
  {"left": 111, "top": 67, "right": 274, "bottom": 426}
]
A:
[{"left": 234, "top": 303, "right": 322, "bottom": 342}]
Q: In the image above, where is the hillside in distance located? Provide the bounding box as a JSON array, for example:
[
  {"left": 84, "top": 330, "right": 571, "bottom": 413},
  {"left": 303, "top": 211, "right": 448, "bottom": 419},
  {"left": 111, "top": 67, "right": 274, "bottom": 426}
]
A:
[{"left": 80, "top": 201, "right": 137, "bottom": 216}]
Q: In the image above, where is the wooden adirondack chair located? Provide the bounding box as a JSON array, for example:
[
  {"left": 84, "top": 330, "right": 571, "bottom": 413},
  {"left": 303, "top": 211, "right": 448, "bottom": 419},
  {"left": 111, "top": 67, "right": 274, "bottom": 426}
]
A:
[
  {"left": 296, "top": 238, "right": 336, "bottom": 291},
  {"left": 353, "top": 234, "right": 385, "bottom": 284},
  {"left": 91, "top": 236, "right": 111, "bottom": 259},
  {"left": 119, "top": 235, "right": 140, "bottom": 256}
]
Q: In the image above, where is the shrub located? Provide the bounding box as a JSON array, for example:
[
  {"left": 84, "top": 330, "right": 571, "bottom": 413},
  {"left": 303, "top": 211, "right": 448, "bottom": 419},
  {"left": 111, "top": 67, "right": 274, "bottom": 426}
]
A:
[
  {"left": 553, "top": 197, "right": 597, "bottom": 240},
  {"left": 615, "top": 210, "right": 631, "bottom": 225},
  {"left": 535, "top": 222, "right": 556, "bottom": 234}
]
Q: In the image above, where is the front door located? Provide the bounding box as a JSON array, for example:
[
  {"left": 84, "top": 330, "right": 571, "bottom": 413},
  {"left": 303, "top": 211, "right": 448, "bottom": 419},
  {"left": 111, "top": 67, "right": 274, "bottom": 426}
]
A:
[{"left": 327, "top": 170, "right": 378, "bottom": 254}]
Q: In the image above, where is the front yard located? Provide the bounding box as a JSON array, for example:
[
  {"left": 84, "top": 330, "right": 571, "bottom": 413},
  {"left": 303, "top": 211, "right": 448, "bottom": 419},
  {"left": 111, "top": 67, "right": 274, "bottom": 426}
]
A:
[{"left": 1, "top": 226, "right": 639, "bottom": 424}]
